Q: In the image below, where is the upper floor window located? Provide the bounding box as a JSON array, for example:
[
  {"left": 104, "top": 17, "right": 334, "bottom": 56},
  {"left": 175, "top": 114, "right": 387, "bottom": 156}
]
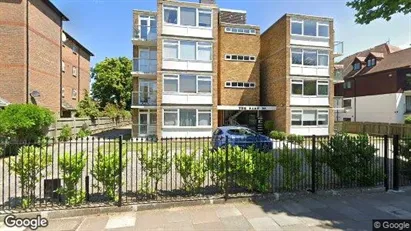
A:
[
  {"left": 291, "top": 49, "right": 329, "bottom": 67},
  {"left": 72, "top": 89, "right": 77, "bottom": 100},
  {"left": 225, "top": 27, "right": 256, "bottom": 35},
  {"left": 367, "top": 58, "right": 376, "bottom": 67},
  {"left": 72, "top": 45, "right": 79, "bottom": 54},
  {"left": 353, "top": 62, "right": 361, "bottom": 70},
  {"left": 164, "top": 5, "right": 212, "bottom": 28},
  {"left": 62, "top": 61, "right": 65, "bottom": 72},
  {"left": 291, "top": 79, "right": 329, "bottom": 96},
  {"left": 163, "top": 40, "right": 212, "bottom": 61},
  {"left": 291, "top": 20, "right": 329, "bottom": 37},
  {"left": 163, "top": 74, "right": 212, "bottom": 94},
  {"left": 72, "top": 66, "right": 77, "bottom": 77},
  {"left": 225, "top": 54, "right": 256, "bottom": 62},
  {"left": 343, "top": 99, "right": 352, "bottom": 108},
  {"left": 343, "top": 80, "right": 352, "bottom": 89},
  {"left": 225, "top": 81, "right": 256, "bottom": 89},
  {"left": 291, "top": 109, "right": 329, "bottom": 126}
]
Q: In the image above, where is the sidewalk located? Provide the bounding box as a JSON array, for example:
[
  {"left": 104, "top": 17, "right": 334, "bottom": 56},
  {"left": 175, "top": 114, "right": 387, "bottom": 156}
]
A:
[{"left": 2, "top": 189, "right": 411, "bottom": 231}]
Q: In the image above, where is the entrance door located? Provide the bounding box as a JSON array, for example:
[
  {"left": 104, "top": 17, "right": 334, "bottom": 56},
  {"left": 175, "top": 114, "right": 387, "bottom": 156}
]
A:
[
  {"left": 139, "top": 16, "right": 156, "bottom": 40},
  {"left": 139, "top": 112, "right": 148, "bottom": 135},
  {"left": 139, "top": 81, "right": 156, "bottom": 105}
]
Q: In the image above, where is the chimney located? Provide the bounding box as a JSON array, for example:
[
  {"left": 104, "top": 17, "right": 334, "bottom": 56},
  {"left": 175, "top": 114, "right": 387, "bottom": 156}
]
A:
[{"left": 200, "top": 0, "right": 215, "bottom": 4}]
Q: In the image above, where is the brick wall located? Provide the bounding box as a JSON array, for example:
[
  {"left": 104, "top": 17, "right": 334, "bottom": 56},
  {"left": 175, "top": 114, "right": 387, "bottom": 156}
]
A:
[
  {"left": 62, "top": 39, "right": 79, "bottom": 109},
  {"left": 79, "top": 50, "right": 91, "bottom": 101}
]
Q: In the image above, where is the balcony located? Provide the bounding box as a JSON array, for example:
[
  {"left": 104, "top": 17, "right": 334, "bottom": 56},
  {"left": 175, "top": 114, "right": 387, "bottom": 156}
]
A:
[
  {"left": 132, "top": 58, "right": 157, "bottom": 76},
  {"left": 132, "top": 91, "right": 157, "bottom": 108},
  {"left": 334, "top": 41, "right": 344, "bottom": 57},
  {"left": 132, "top": 25, "right": 157, "bottom": 46}
]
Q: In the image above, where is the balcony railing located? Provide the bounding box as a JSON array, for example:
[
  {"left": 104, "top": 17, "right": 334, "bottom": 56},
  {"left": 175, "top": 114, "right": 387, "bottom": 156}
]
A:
[
  {"left": 132, "top": 91, "right": 157, "bottom": 106},
  {"left": 133, "top": 58, "right": 157, "bottom": 74},
  {"left": 133, "top": 25, "right": 157, "bottom": 41},
  {"left": 334, "top": 41, "right": 344, "bottom": 57}
]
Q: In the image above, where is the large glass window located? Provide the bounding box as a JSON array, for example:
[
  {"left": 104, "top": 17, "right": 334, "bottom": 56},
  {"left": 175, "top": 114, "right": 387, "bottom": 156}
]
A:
[
  {"left": 164, "top": 75, "right": 178, "bottom": 92},
  {"left": 318, "top": 24, "right": 329, "bottom": 37},
  {"left": 291, "top": 80, "right": 303, "bottom": 95},
  {"left": 318, "top": 81, "right": 329, "bottom": 96},
  {"left": 318, "top": 51, "right": 329, "bottom": 66},
  {"left": 303, "top": 110, "right": 317, "bottom": 126},
  {"left": 164, "top": 6, "right": 178, "bottom": 24},
  {"left": 303, "top": 20, "right": 317, "bottom": 36},
  {"left": 164, "top": 41, "right": 178, "bottom": 59},
  {"left": 199, "top": 10, "right": 212, "bottom": 27},
  {"left": 198, "top": 110, "right": 211, "bottom": 126},
  {"left": 180, "top": 7, "right": 196, "bottom": 26},
  {"left": 180, "top": 109, "right": 196, "bottom": 126},
  {"left": 353, "top": 62, "right": 361, "bottom": 70},
  {"left": 180, "top": 41, "right": 196, "bottom": 60},
  {"left": 198, "top": 76, "right": 211, "bottom": 93},
  {"left": 164, "top": 40, "right": 212, "bottom": 61},
  {"left": 292, "top": 110, "right": 329, "bottom": 126},
  {"left": 180, "top": 75, "right": 196, "bottom": 93},
  {"left": 164, "top": 109, "right": 178, "bottom": 126},
  {"left": 198, "top": 42, "right": 212, "bottom": 61},
  {"left": 317, "top": 110, "right": 329, "bottom": 125},
  {"left": 343, "top": 99, "right": 352, "bottom": 108},
  {"left": 291, "top": 21, "right": 303, "bottom": 35},
  {"left": 304, "top": 80, "right": 317, "bottom": 96},
  {"left": 303, "top": 50, "right": 317, "bottom": 66},
  {"left": 292, "top": 49, "right": 303, "bottom": 65},
  {"left": 291, "top": 111, "right": 302, "bottom": 125}
]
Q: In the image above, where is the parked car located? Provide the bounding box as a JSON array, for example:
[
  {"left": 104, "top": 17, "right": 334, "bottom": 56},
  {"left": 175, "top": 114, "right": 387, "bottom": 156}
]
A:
[{"left": 211, "top": 126, "right": 272, "bottom": 152}]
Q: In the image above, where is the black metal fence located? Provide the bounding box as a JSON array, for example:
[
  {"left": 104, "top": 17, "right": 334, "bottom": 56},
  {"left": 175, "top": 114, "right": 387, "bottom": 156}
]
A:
[{"left": 0, "top": 134, "right": 409, "bottom": 212}]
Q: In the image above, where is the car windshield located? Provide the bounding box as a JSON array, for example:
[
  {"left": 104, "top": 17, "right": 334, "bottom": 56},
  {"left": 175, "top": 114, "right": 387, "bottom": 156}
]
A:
[{"left": 227, "top": 128, "right": 257, "bottom": 136}]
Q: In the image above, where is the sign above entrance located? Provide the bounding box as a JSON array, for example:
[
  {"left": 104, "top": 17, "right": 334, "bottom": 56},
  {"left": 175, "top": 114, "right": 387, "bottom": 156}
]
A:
[{"left": 217, "top": 105, "right": 277, "bottom": 111}]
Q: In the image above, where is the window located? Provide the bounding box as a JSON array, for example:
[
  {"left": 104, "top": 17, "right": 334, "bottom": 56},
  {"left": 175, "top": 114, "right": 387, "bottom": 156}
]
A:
[
  {"left": 198, "top": 76, "right": 211, "bottom": 93},
  {"left": 292, "top": 80, "right": 328, "bottom": 96},
  {"left": 353, "top": 62, "right": 361, "bottom": 70},
  {"left": 346, "top": 81, "right": 352, "bottom": 89},
  {"left": 225, "top": 54, "right": 256, "bottom": 62},
  {"left": 406, "top": 96, "right": 411, "bottom": 112},
  {"left": 303, "top": 20, "right": 317, "bottom": 36},
  {"left": 343, "top": 99, "right": 352, "bottom": 108},
  {"left": 318, "top": 81, "right": 329, "bottom": 96},
  {"left": 343, "top": 118, "right": 351, "bottom": 122},
  {"left": 292, "top": 109, "right": 330, "bottom": 126},
  {"left": 62, "top": 87, "right": 65, "bottom": 98},
  {"left": 72, "top": 45, "right": 78, "bottom": 54},
  {"left": 199, "top": 10, "right": 212, "bottom": 27},
  {"left": 303, "top": 50, "right": 317, "bottom": 66},
  {"left": 164, "top": 109, "right": 178, "bottom": 126},
  {"left": 291, "top": 110, "right": 302, "bottom": 125},
  {"left": 371, "top": 58, "right": 376, "bottom": 66},
  {"left": 72, "top": 66, "right": 77, "bottom": 77},
  {"left": 291, "top": 49, "right": 303, "bottom": 65},
  {"left": 180, "top": 109, "right": 196, "bottom": 126},
  {"left": 62, "top": 61, "right": 65, "bottom": 72},
  {"left": 318, "top": 23, "right": 329, "bottom": 37},
  {"left": 164, "top": 40, "right": 178, "bottom": 59},
  {"left": 198, "top": 110, "right": 211, "bottom": 126},
  {"left": 180, "top": 75, "right": 196, "bottom": 93},
  {"left": 304, "top": 80, "right": 317, "bottom": 95},
  {"left": 164, "top": 6, "right": 178, "bottom": 24},
  {"left": 291, "top": 80, "right": 303, "bottom": 95},
  {"left": 367, "top": 58, "right": 376, "bottom": 67},
  {"left": 197, "top": 42, "right": 212, "bottom": 61},
  {"left": 318, "top": 51, "right": 329, "bottom": 66},
  {"left": 225, "top": 27, "right": 256, "bottom": 35},
  {"left": 180, "top": 7, "right": 196, "bottom": 26},
  {"left": 72, "top": 89, "right": 77, "bottom": 100},
  {"left": 317, "top": 110, "right": 329, "bottom": 125},
  {"left": 180, "top": 41, "right": 196, "bottom": 60},
  {"left": 225, "top": 81, "right": 256, "bottom": 89},
  {"left": 291, "top": 21, "right": 303, "bottom": 35},
  {"left": 164, "top": 75, "right": 178, "bottom": 92}
]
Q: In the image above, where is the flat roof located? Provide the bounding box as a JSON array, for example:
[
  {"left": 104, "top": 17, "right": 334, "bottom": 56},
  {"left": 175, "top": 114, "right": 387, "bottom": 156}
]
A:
[
  {"left": 219, "top": 8, "right": 246, "bottom": 14},
  {"left": 63, "top": 31, "right": 94, "bottom": 56},
  {"left": 42, "top": 0, "right": 69, "bottom": 21}
]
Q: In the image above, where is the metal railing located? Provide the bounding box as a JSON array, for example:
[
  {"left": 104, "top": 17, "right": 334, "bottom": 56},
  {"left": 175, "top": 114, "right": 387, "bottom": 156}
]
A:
[
  {"left": 133, "top": 25, "right": 157, "bottom": 41},
  {"left": 334, "top": 41, "right": 344, "bottom": 56},
  {"left": 133, "top": 58, "right": 157, "bottom": 74},
  {"left": 132, "top": 91, "right": 157, "bottom": 106}
]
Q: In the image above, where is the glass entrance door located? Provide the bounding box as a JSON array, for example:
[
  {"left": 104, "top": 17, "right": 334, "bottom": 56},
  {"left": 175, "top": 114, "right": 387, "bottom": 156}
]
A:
[
  {"left": 139, "top": 110, "right": 157, "bottom": 136},
  {"left": 139, "top": 16, "right": 157, "bottom": 41}
]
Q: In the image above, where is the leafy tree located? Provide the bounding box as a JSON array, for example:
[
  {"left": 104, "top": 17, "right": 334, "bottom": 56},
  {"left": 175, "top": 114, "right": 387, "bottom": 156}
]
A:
[
  {"left": 346, "top": 0, "right": 411, "bottom": 24},
  {"left": 91, "top": 57, "right": 132, "bottom": 109},
  {"left": 76, "top": 90, "right": 101, "bottom": 119},
  {"left": 58, "top": 125, "right": 73, "bottom": 142}
]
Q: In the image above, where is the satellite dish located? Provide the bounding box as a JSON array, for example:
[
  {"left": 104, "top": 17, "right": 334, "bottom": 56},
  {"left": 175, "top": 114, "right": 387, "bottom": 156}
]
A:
[
  {"left": 30, "top": 90, "right": 40, "bottom": 98},
  {"left": 62, "top": 32, "right": 67, "bottom": 42}
]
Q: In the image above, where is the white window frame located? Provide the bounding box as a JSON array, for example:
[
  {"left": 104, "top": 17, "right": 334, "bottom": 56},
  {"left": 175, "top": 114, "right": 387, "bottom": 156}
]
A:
[
  {"left": 72, "top": 66, "right": 77, "bottom": 77},
  {"left": 225, "top": 81, "right": 256, "bottom": 89},
  {"left": 163, "top": 40, "right": 213, "bottom": 62},
  {"left": 371, "top": 58, "right": 376, "bottom": 66},
  {"left": 291, "top": 109, "right": 329, "bottom": 127},
  {"left": 291, "top": 48, "right": 329, "bottom": 67},
  {"left": 291, "top": 79, "right": 329, "bottom": 97},
  {"left": 317, "top": 50, "right": 329, "bottom": 67},
  {"left": 163, "top": 5, "right": 212, "bottom": 28},
  {"left": 72, "top": 89, "right": 77, "bottom": 100},
  {"left": 62, "top": 87, "right": 65, "bottom": 98},
  {"left": 343, "top": 99, "right": 352, "bottom": 108},
  {"left": 291, "top": 19, "right": 330, "bottom": 38},
  {"left": 317, "top": 23, "right": 330, "bottom": 38},
  {"left": 224, "top": 27, "right": 256, "bottom": 35},
  {"left": 225, "top": 54, "right": 256, "bottom": 62},
  {"left": 317, "top": 80, "right": 329, "bottom": 96},
  {"left": 163, "top": 74, "right": 212, "bottom": 94},
  {"left": 163, "top": 109, "right": 212, "bottom": 128},
  {"left": 353, "top": 62, "right": 361, "bottom": 70},
  {"left": 62, "top": 61, "right": 65, "bottom": 72}
]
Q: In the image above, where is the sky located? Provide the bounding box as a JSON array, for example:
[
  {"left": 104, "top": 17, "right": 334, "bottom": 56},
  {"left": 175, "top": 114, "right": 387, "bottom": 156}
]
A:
[{"left": 52, "top": 0, "right": 411, "bottom": 67}]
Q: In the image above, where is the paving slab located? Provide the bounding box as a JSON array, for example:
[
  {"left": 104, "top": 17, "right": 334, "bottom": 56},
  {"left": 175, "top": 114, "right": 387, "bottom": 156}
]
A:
[
  {"left": 40, "top": 217, "right": 83, "bottom": 231},
  {"left": 215, "top": 206, "right": 242, "bottom": 218},
  {"left": 105, "top": 213, "right": 136, "bottom": 230},
  {"left": 220, "top": 215, "right": 253, "bottom": 231},
  {"left": 248, "top": 216, "right": 281, "bottom": 231},
  {"left": 77, "top": 216, "right": 109, "bottom": 231},
  {"left": 189, "top": 207, "right": 219, "bottom": 225},
  {"left": 281, "top": 201, "right": 311, "bottom": 215},
  {"left": 268, "top": 212, "right": 303, "bottom": 227},
  {"left": 235, "top": 203, "right": 268, "bottom": 219},
  {"left": 193, "top": 221, "right": 225, "bottom": 231}
]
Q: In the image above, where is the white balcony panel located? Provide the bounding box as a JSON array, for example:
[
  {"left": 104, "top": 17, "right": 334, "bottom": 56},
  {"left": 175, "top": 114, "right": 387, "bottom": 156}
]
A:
[
  {"left": 290, "top": 126, "right": 329, "bottom": 136},
  {"left": 162, "top": 93, "right": 212, "bottom": 105},
  {"left": 290, "top": 66, "right": 329, "bottom": 77},
  {"left": 163, "top": 24, "right": 213, "bottom": 38},
  {"left": 290, "top": 35, "right": 330, "bottom": 48},
  {"left": 290, "top": 96, "right": 329, "bottom": 106},
  {"left": 162, "top": 128, "right": 212, "bottom": 138},
  {"left": 163, "top": 60, "right": 212, "bottom": 72}
]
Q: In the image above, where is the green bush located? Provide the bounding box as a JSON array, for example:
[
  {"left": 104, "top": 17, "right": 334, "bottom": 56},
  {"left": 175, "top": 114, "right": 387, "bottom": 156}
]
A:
[
  {"left": 263, "top": 120, "right": 275, "bottom": 134},
  {"left": 0, "top": 104, "right": 54, "bottom": 142},
  {"left": 399, "top": 137, "right": 411, "bottom": 181},
  {"left": 76, "top": 90, "right": 101, "bottom": 119},
  {"left": 175, "top": 149, "right": 206, "bottom": 193},
  {"left": 56, "top": 152, "right": 86, "bottom": 205},
  {"left": 76, "top": 126, "right": 92, "bottom": 139},
  {"left": 319, "top": 134, "right": 384, "bottom": 187},
  {"left": 58, "top": 125, "right": 73, "bottom": 141},
  {"left": 287, "top": 134, "right": 304, "bottom": 145},
  {"left": 269, "top": 130, "right": 287, "bottom": 141},
  {"left": 405, "top": 116, "right": 411, "bottom": 124},
  {"left": 248, "top": 147, "right": 276, "bottom": 192},
  {"left": 91, "top": 148, "right": 126, "bottom": 201},
  {"left": 9, "top": 146, "right": 52, "bottom": 208},
  {"left": 277, "top": 145, "right": 307, "bottom": 191},
  {"left": 139, "top": 147, "right": 171, "bottom": 195}
]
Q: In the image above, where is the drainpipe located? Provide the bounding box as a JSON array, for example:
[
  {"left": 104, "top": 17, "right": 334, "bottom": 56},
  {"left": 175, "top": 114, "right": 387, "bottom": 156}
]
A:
[
  {"left": 60, "top": 26, "right": 63, "bottom": 117},
  {"left": 26, "top": 0, "right": 29, "bottom": 103},
  {"left": 354, "top": 77, "right": 357, "bottom": 122}
]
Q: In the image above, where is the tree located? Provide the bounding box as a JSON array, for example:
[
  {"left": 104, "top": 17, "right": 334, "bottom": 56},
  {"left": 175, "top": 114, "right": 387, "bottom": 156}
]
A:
[
  {"left": 347, "top": 0, "right": 411, "bottom": 24},
  {"left": 91, "top": 57, "right": 132, "bottom": 109},
  {"left": 76, "top": 90, "right": 100, "bottom": 119}
]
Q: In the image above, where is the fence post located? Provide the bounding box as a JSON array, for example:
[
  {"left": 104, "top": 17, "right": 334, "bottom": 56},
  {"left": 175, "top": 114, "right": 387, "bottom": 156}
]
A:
[
  {"left": 311, "top": 135, "right": 316, "bottom": 193},
  {"left": 224, "top": 136, "right": 229, "bottom": 201},
  {"left": 118, "top": 135, "right": 123, "bottom": 207},
  {"left": 85, "top": 176, "right": 90, "bottom": 201},
  {"left": 384, "top": 135, "right": 389, "bottom": 191},
  {"left": 393, "top": 135, "right": 399, "bottom": 191}
]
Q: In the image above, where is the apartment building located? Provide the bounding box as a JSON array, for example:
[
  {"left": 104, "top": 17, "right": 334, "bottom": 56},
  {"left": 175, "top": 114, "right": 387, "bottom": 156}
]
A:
[
  {"left": 334, "top": 43, "right": 411, "bottom": 124},
  {"left": 61, "top": 31, "right": 94, "bottom": 117},
  {"left": 0, "top": 0, "right": 92, "bottom": 116},
  {"left": 260, "top": 14, "right": 336, "bottom": 136}
]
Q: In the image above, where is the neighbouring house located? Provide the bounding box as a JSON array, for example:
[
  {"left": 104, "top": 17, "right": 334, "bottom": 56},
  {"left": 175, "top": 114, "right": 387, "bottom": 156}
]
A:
[
  {"left": 0, "top": 0, "right": 93, "bottom": 116},
  {"left": 334, "top": 43, "right": 411, "bottom": 124},
  {"left": 131, "top": 0, "right": 341, "bottom": 138}
]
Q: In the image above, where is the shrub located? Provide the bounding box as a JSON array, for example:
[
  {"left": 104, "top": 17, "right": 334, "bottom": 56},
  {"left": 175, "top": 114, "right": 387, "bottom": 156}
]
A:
[
  {"left": 264, "top": 120, "right": 275, "bottom": 134},
  {"left": 175, "top": 149, "right": 206, "bottom": 193},
  {"left": 56, "top": 152, "right": 86, "bottom": 205},
  {"left": 76, "top": 126, "right": 92, "bottom": 139},
  {"left": 139, "top": 147, "right": 171, "bottom": 195},
  {"left": 319, "top": 134, "right": 384, "bottom": 187},
  {"left": 405, "top": 116, "right": 411, "bottom": 124},
  {"left": 9, "top": 146, "right": 52, "bottom": 208},
  {"left": 0, "top": 104, "right": 54, "bottom": 142},
  {"left": 287, "top": 134, "right": 304, "bottom": 145},
  {"left": 76, "top": 90, "right": 101, "bottom": 119},
  {"left": 91, "top": 148, "right": 126, "bottom": 201},
  {"left": 399, "top": 137, "right": 411, "bottom": 181},
  {"left": 248, "top": 147, "right": 276, "bottom": 192},
  {"left": 269, "top": 130, "right": 287, "bottom": 141},
  {"left": 58, "top": 125, "right": 73, "bottom": 141},
  {"left": 277, "top": 145, "right": 307, "bottom": 191}
]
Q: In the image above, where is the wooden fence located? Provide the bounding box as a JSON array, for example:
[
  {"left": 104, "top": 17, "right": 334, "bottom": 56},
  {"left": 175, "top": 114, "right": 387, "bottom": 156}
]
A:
[
  {"left": 335, "top": 121, "right": 411, "bottom": 136},
  {"left": 47, "top": 117, "right": 131, "bottom": 138}
]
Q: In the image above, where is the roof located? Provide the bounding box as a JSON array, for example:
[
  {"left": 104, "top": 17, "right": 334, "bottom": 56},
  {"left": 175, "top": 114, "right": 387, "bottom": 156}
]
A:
[
  {"left": 365, "top": 48, "right": 411, "bottom": 75},
  {"left": 0, "top": 97, "right": 10, "bottom": 107},
  {"left": 63, "top": 31, "right": 94, "bottom": 56},
  {"left": 337, "top": 42, "right": 402, "bottom": 79},
  {"left": 369, "top": 52, "right": 384, "bottom": 59},
  {"left": 42, "top": 0, "right": 69, "bottom": 21}
]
